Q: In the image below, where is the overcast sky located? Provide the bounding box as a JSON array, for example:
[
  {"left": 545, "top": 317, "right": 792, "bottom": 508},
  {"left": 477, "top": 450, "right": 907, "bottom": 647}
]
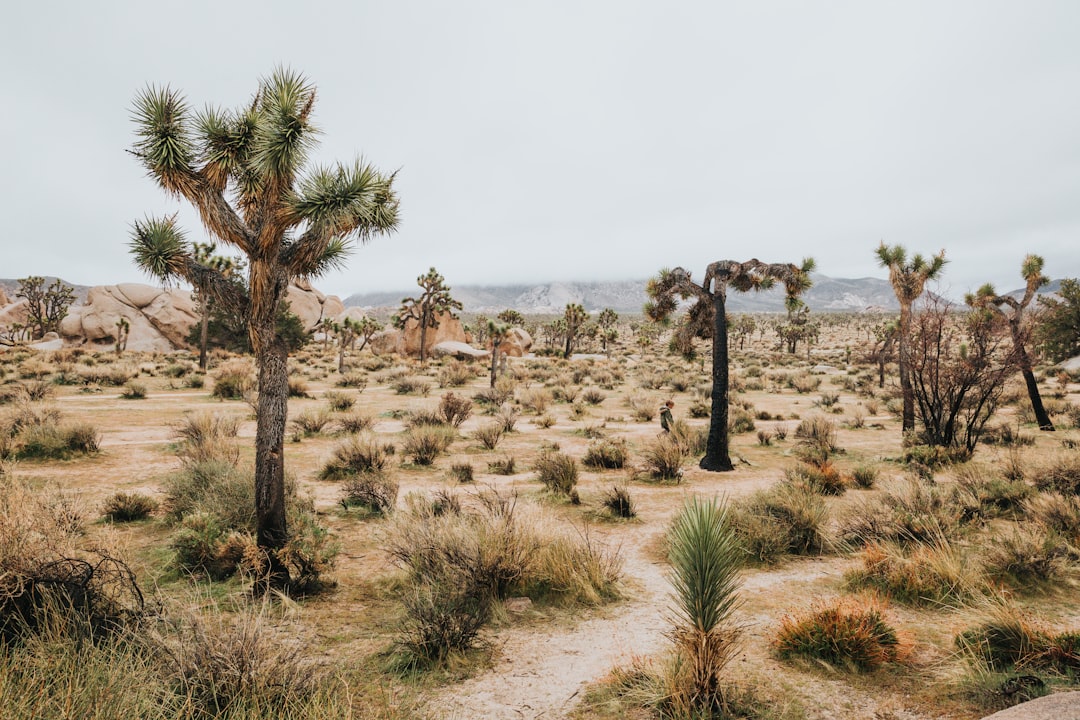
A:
[{"left": 3, "top": 1, "right": 1078, "bottom": 300}]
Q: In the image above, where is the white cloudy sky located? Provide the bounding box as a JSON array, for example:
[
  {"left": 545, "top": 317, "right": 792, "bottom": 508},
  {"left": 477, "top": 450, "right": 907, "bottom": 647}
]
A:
[{"left": 3, "top": 1, "right": 1079, "bottom": 298}]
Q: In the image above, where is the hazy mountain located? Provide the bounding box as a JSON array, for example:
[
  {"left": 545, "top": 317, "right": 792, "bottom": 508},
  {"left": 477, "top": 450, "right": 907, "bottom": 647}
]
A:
[{"left": 345, "top": 274, "right": 905, "bottom": 314}]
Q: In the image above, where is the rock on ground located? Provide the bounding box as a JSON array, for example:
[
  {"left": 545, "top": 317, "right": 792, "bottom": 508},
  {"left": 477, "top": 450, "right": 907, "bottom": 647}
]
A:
[{"left": 980, "top": 691, "right": 1080, "bottom": 720}]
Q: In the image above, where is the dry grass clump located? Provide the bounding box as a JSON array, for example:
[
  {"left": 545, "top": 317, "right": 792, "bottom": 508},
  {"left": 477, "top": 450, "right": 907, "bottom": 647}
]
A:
[
  {"left": 845, "top": 536, "right": 982, "bottom": 606},
  {"left": 518, "top": 387, "right": 553, "bottom": 414},
  {"left": 636, "top": 434, "right": 685, "bottom": 482},
  {"left": 393, "top": 376, "right": 431, "bottom": 396},
  {"left": 472, "top": 422, "right": 504, "bottom": 450},
  {"left": 339, "top": 472, "right": 399, "bottom": 515},
  {"left": 730, "top": 482, "right": 830, "bottom": 564},
  {"left": 319, "top": 435, "right": 392, "bottom": 479},
  {"left": 76, "top": 363, "right": 138, "bottom": 387},
  {"left": 384, "top": 490, "right": 621, "bottom": 666},
  {"left": 0, "top": 404, "right": 100, "bottom": 461},
  {"left": 602, "top": 484, "right": 636, "bottom": 519},
  {"left": 287, "top": 377, "right": 311, "bottom": 398},
  {"left": 290, "top": 408, "right": 332, "bottom": 437},
  {"left": 1030, "top": 452, "right": 1080, "bottom": 495},
  {"left": 437, "top": 391, "right": 472, "bottom": 428},
  {"left": 669, "top": 419, "right": 708, "bottom": 457},
  {"left": 535, "top": 449, "right": 579, "bottom": 496},
  {"left": 773, "top": 596, "right": 907, "bottom": 671},
  {"left": 953, "top": 464, "right": 1033, "bottom": 520},
  {"left": 336, "top": 411, "right": 375, "bottom": 434},
  {"left": 210, "top": 358, "right": 255, "bottom": 399},
  {"left": 980, "top": 525, "right": 1071, "bottom": 589},
  {"left": 837, "top": 478, "right": 970, "bottom": 548},
  {"left": 437, "top": 360, "right": 474, "bottom": 388},
  {"left": 486, "top": 455, "right": 517, "bottom": 475},
  {"left": 449, "top": 462, "right": 474, "bottom": 483},
  {"left": 335, "top": 370, "right": 368, "bottom": 389},
  {"left": 1024, "top": 492, "right": 1080, "bottom": 549},
  {"left": 793, "top": 415, "right": 839, "bottom": 452},
  {"left": 101, "top": 491, "right": 158, "bottom": 522},
  {"left": 583, "top": 437, "right": 629, "bottom": 470},
  {"left": 174, "top": 412, "right": 240, "bottom": 465},
  {"left": 322, "top": 389, "right": 355, "bottom": 412},
  {"left": 624, "top": 392, "right": 657, "bottom": 422},
  {"left": 955, "top": 600, "right": 1080, "bottom": 674},
  {"left": 401, "top": 426, "right": 455, "bottom": 465}
]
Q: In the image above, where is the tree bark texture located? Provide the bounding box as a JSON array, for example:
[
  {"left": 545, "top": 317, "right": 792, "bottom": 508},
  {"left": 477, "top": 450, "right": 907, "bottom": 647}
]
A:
[{"left": 701, "top": 291, "right": 734, "bottom": 472}]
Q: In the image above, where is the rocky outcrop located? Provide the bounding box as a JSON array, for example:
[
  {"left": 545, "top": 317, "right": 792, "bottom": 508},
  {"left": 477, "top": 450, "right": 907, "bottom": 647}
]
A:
[
  {"left": 286, "top": 278, "right": 345, "bottom": 332},
  {"left": 401, "top": 312, "right": 468, "bottom": 358},
  {"left": 0, "top": 298, "right": 29, "bottom": 328},
  {"left": 432, "top": 341, "right": 489, "bottom": 360},
  {"left": 0, "top": 287, "right": 9, "bottom": 306},
  {"left": 980, "top": 691, "right": 1080, "bottom": 719},
  {"left": 60, "top": 284, "right": 200, "bottom": 352},
  {"left": 498, "top": 328, "right": 533, "bottom": 357}
]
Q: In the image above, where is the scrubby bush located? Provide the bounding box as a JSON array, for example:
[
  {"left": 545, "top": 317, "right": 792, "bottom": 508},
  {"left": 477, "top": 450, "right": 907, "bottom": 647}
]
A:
[
  {"left": 850, "top": 465, "right": 879, "bottom": 489},
  {"left": 602, "top": 484, "right": 636, "bottom": 519},
  {"left": 287, "top": 377, "right": 311, "bottom": 398},
  {"left": 401, "top": 426, "right": 454, "bottom": 465},
  {"left": 955, "top": 601, "right": 1080, "bottom": 675},
  {"left": 583, "top": 438, "right": 629, "bottom": 470},
  {"left": 210, "top": 359, "right": 255, "bottom": 399},
  {"left": 322, "top": 389, "right": 355, "bottom": 412},
  {"left": 120, "top": 381, "right": 147, "bottom": 399},
  {"left": 980, "top": 526, "right": 1069, "bottom": 589},
  {"left": 1031, "top": 452, "right": 1080, "bottom": 495},
  {"left": 535, "top": 450, "right": 579, "bottom": 496},
  {"left": 845, "top": 538, "right": 981, "bottom": 606},
  {"left": 730, "top": 482, "right": 830, "bottom": 564},
  {"left": 319, "top": 436, "right": 391, "bottom": 479},
  {"left": 436, "top": 360, "right": 474, "bottom": 388},
  {"left": 173, "top": 412, "right": 240, "bottom": 466},
  {"left": 101, "top": 491, "right": 158, "bottom": 522},
  {"left": 336, "top": 411, "right": 375, "bottom": 434},
  {"left": 518, "top": 387, "right": 552, "bottom": 414},
  {"left": 837, "top": 479, "right": 970, "bottom": 548},
  {"left": 290, "top": 408, "right": 332, "bottom": 437},
  {"left": 773, "top": 597, "right": 905, "bottom": 671},
  {"left": 472, "top": 422, "right": 504, "bottom": 450},
  {"left": 487, "top": 455, "right": 516, "bottom": 475},
  {"left": 636, "top": 435, "right": 684, "bottom": 482},
  {"left": 335, "top": 371, "right": 368, "bottom": 390},
  {"left": 339, "top": 472, "right": 399, "bottom": 515},
  {"left": 450, "top": 462, "right": 474, "bottom": 483},
  {"left": 393, "top": 377, "right": 431, "bottom": 396},
  {"left": 437, "top": 392, "right": 472, "bottom": 428}
]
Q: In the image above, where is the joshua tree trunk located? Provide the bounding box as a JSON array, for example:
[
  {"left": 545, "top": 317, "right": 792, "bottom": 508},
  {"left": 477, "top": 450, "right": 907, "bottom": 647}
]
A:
[
  {"left": 338, "top": 341, "right": 347, "bottom": 374},
  {"left": 1011, "top": 322, "right": 1054, "bottom": 431},
  {"left": 249, "top": 267, "right": 290, "bottom": 591},
  {"left": 198, "top": 293, "right": 210, "bottom": 371},
  {"left": 418, "top": 308, "right": 429, "bottom": 363},
  {"left": 898, "top": 302, "right": 915, "bottom": 433},
  {"left": 701, "top": 291, "right": 733, "bottom": 472},
  {"left": 490, "top": 345, "right": 500, "bottom": 388}
]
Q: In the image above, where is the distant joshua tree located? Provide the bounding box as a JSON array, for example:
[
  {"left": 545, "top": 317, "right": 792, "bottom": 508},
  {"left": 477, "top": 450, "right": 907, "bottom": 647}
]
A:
[
  {"left": 486, "top": 319, "right": 512, "bottom": 388},
  {"left": 334, "top": 315, "right": 381, "bottom": 372},
  {"left": 647, "top": 258, "right": 814, "bottom": 471},
  {"left": 562, "top": 303, "right": 587, "bottom": 358},
  {"left": 394, "top": 267, "right": 462, "bottom": 363},
  {"left": 129, "top": 69, "right": 399, "bottom": 591},
  {"left": 967, "top": 254, "right": 1054, "bottom": 431},
  {"left": 497, "top": 308, "right": 525, "bottom": 327},
  {"left": 875, "top": 242, "right": 947, "bottom": 434},
  {"left": 191, "top": 242, "right": 241, "bottom": 370},
  {"left": 16, "top": 276, "right": 75, "bottom": 340},
  {"left": 597, "top": 307, "right": 619, "bottom": 353}
]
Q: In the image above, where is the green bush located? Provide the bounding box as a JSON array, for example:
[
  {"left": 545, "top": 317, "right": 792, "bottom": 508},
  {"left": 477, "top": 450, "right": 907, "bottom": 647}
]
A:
[
  {"left": 774, "top": 597, "right": 904, "bottom": 671},
  {"left": 535, "top": 450, "right": 579, "bottom": 496},
  {"left": 731, "top": 482, "right": 830, "bottom": 564},
  {"left": 101, "top": 491, "right": 158, "bottom": 522},
  {"left": 583, "top": 438, "right": 629, "bottom": 470}
]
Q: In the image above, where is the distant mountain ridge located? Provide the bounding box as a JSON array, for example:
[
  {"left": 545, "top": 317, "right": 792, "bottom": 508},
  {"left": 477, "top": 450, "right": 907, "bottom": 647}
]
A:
[
  {"left": 345, "top": 274, "right": 905, "bottom": 314},
  {"left": 0, "top": 277, "right": 91, "bottom": 305}
]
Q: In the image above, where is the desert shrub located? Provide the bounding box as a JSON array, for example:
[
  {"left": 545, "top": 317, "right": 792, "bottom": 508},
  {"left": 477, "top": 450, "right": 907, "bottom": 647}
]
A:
[
  {"left": 953, "top": 466, "right": 1033, "bottom": 520},
  {"left": 786, "top": 455, "right": 846, "bottom": 496},
  {"left": 637, "top": 435, "right": 685, "bottom": 482},
  {"left": 669, "top": 419, "right": 708, "bottom": 457},
  {"left": 401, "top": 426, "right": 454, "bottom": 465},
  {"left": 837, "top": 479, "right": 969, "bottom": 548},
  {"left": 981, "top": 422, "right": 1036, "bottom": 447},
  {"left": 551, "top": 384, "right": 581, "bottom": 404},
  {"left": 535, "top": 450, "right": 579, "bottom": 496},
  {"left": 287, "top": 377, "right": 311, "bottom": 398},
  {"left": 171, "top": 512, "right": 238, "bottom": 578},
  {"left": 335, "top": 371, "right": 368, "bottom": 389},
  {"left": 1025, "top": 492, "right": 1080, "bottom": 548},
  {"left": 773, "top": 597, "right": 905, "bottom": 671},
  {"left": 405, "top": 407, "right": 447, "bottom": 428},
  {"left": 290, "top": 408, "right": 332, "bottom": 437},
  {"left": 163, "top": 460, "right": 256, "bottom": 530},
  {"left": 11, "top": 421, "right": 101, "bottom": 460},
  {"left": 845, "top": 538, "right": 981, "bottom": 606},
  {"left": 101, "top": 491, "right": 158, "bottom": 522},
  {"left": 339, "top": 472, "right": 399, "bottom": 515},
  {"left": 815, "top": 391, "right": 840, "bottom": 409},
  {"left": 518, "top": 387, "right": 552, "bottom": 414},
  {"left": 322, "top": 390, "right": 355, "bottom": 412},
  {"left": 319, "top": 436, "right": 391, "bottom": 479},
  {"left": 757, "top": 429, "right": 773, "bottom": 446},
  {"left": 980, "top": 526, "right": 1069, "bottom": 589},
  {"left": 210, "top": 359, "right": 254, "bottom": 399},
  {"left": 602, "top": 484, "right": 636, "bottom": 519},
  {"left": 120, "top": 381, "right": 147, "bottom": 399},
  {"left": 184, "top": 373, "right": 205, "bottom": 389},
  {"left": 20, "top": 380, "right": 54, "bottom": 401},
  {"left": 336, "top": 411, "right": 375, "bottom": 434},
  {"left": 494, "top": 403, "right": 519, "bottom": 433},
  {"left": 583, "top": 437, "right": 629, "bottom": 470},
  {"left": 533, "top": 413, "right": 555, "bottom": 429},
  {"left": 688, "top": 400, "right": 710, "bottom": 418},
  {"left": 727, "top": 408, "right": 756, "bottom": 434},
  {"left": 394, "top": 376, "right": 431, "bottom": 396},
  {"left": 851, "top": 465, "right": 878, "bottom": 489},
  {"left": 625, "top": 393, "right": 657, "bottom": 423},
  {"left": 955, "top": 601, "right": 1080, "bottom": 674},
  {"left": 77, "top": 364, "right": 137, "bottom": 387},
  {"left": 730, "top": 482, "right": 830, "bottom": 564},
  {"left": 794, "top": 416, "right": 839, "bottom": 452},
  {"left": 437, "top": 391, "right": 472, "bottom": 428},
  {"left": 788, "top": 373, "right": 821, "bottom": 394},
  {"left": 581, "top": 388, "right": 606, "bottom": 405},
  {"left": 164, "top": 362, "right": 191, "bottom": 378},
  {"left": 580, "top": 422, "right": 606, "bottom": 439},
  {"left": 436, "top": 360, "right": 474, "bottom": 388},
  {"left": 487, "top": 455, "right": 516, "bottom": 475},
  {"left": 472, "top": 422, "right": 504, "bottom": 450},
  {"left": 395, "top": 578, "right": 491, "bottom": 666},
  {"left": 173, "top": 412, "right": 240, "bottom": 466},
  {"left": 1031, "top": 452, "right": 1080, "bottom": 495},
  {"left": 450, "top": 462, "right": 474, "bottom": 483}
]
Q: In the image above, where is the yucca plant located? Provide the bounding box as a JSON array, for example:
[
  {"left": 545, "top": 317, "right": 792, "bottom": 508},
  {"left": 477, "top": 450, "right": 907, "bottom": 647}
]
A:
[{"left": 666, "top": 496, "right": 743, "bottom": 711}]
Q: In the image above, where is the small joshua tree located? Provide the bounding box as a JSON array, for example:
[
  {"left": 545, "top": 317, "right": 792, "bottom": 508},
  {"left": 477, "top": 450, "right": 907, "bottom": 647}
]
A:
[
  {"left": 114, "top": 317, "right": 130, "bottom": 356},
  {"left": 647, "top": 258, "right": 814, "bottom": 471},
  {"left": 191, "top": 242, "right": 241, "bottom": 370},
  {"left": 16, "top": 276, "right": 75, "bottom": 340},
  {"left": 967, "top": 254, "right": 1054, "bottom": 431},
  {"left": 393, "top": 267, "right": 462, "bottom": 363},
  {"left": 486, "top": 319, "right": 511, "bottom": 388},
  {"left": 597, "top": 307, "right": 618, "bottom": 353},
  {"left": 562, "top": 302, "right": 587, "bottom": 359},
  {"left": 875, "top": 243, "right": 947, "bottom": 433},
  {"left": 497, "top": 308, "right": 525, "bottom": 327}
]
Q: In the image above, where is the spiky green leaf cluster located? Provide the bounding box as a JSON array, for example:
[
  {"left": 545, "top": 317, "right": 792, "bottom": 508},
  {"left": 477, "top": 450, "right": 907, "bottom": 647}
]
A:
[{"left": 668, "top": 496, "right": 742, "bottom": 634}]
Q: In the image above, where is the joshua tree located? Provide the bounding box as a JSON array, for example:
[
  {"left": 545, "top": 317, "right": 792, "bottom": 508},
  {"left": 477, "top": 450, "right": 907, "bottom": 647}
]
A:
[
  {"left": 647, "top": 258, "right": 814, "bottom": 471},
  {"left": 114, "top": 317, "right": 130, "bottom": 356},
  {"left": 597, "top": 307, "right": 618, "bottom": 353},
  {"left": 486, "top": 319, "right": 511, "bottom": 388},
  {"left": 16, "top": 276, "right": 75, "bottom": 340},
  {"left": 1038, "top": 278, "right": 1080, "bottom": 363},
  {"left": 192, "top": 242, "right": 241, "bottom": 370},
  {"left": 393, "top": 267, "right": 462, "bottom": 363},
  {"left": 875, "top": 242, "right": 947, "bottom": 433},
  {"left": 497, "top": 308, "right": 525, "bottom": 327},
  {"left": 333, "top": 315, "right": 381, "bottom": 372},
  {"left": 967, "top": 254, "right": 1054, "bottom": 431},
  {"left": 873, "top": 320, "right": 899, "bottom": 389},
  {"left": 318, "top": 316, "right": 335, "bottom": 354},
  {"left": 562, "top": 303, "right": 587, "bottom": 358},
  {"left": 129, "top": 69, "right": 399, "bottom": 591}
]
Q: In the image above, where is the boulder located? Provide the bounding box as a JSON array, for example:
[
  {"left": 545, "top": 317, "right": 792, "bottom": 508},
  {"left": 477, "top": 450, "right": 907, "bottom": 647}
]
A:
[
  {"left": 498, "top": 327, "right": 533, "bottom": 357},
  {"left": 61, "top": 284, "right": 194, "bottom": 352},
  {"left": 0, "top": 287, "right": 9, "bottom": 306},
  {"left": 335, "top": 307, "right": 370, "bottom": 324},
  {"left": 980, "top": 691, "right": 1080, "bottom": 719},
  {"left": 284, "top": 281, "right": 346, "bottom": 332},
  {"left": 432, "top": 341, "right": 489, "bottom": 360},
  {"left": 0, "top": 298, "right": 29, "bottom": 328},
  {"left": 401, "top": 312, "right": 468, "bottom": 358},
  {"left": 369, "top": 329, "right": 403, "bottom": 356},
  {"left": 29, "top": 333, "right": 63, "bottom": 352}
]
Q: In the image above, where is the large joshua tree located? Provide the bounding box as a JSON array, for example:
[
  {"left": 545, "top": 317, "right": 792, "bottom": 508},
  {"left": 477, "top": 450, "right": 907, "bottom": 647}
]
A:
[
  {"left": 875, "top": 243, "right": 947, "bottom": 434},
  {"left": 646, "top": 258, "right": 814, "bottom": 472},
  {"left": 129, "top": 69, "right": 399, "bottom": 590},
  {"left": 967, "top": 254, "right": 1054, "bottom": 431},
  {"left": 394, "top": 267, "right": 462, "bottom": 363}
]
